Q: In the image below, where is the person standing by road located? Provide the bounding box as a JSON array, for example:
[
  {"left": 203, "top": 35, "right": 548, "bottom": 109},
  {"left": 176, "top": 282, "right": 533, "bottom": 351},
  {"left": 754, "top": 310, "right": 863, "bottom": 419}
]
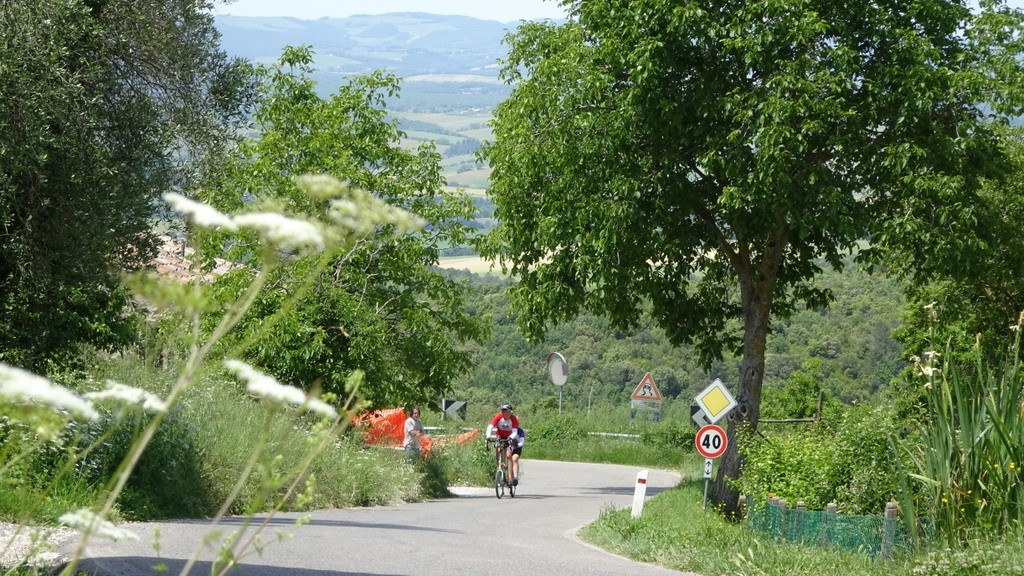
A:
[
  {"left": 403, "top": 407, "right": 425, "bottom": 463},
  {"left": 485, "top": 403, "right": 521, "bottom": 485}
]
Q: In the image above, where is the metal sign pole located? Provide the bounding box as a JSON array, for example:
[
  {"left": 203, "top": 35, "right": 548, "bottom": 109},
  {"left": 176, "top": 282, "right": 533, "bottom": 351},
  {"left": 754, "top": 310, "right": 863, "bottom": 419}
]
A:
[{"left": 702, "top": 457, "right": 713, "bottom": 508}]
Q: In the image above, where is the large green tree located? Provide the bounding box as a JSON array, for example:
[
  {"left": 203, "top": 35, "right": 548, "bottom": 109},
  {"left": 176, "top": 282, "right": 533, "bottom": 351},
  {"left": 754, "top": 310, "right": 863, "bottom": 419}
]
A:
[
  {"left": 198, "top": 47, "right": 489, "bottom": 409},
  {"left": 479, "top": 0, "right": 1024, "bottom": 514},
  {"left": 889, "top": 124, "right": 1024, "bottom": 368},
  {"left": 0, "top": 0, "right": 253, "bottom": 371}
]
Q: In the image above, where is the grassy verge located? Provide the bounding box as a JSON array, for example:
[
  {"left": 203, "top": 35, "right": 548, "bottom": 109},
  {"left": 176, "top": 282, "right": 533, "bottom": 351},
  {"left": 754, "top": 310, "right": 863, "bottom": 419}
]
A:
[
  {"left": 580, "top": 479, "right": 913, "bottom": 576},
  {"left": 0, "top": 355, "right": 461, "bottom": 525},
  {"left": 578, "top": 459, "right": 1024, "bottom": 576}
]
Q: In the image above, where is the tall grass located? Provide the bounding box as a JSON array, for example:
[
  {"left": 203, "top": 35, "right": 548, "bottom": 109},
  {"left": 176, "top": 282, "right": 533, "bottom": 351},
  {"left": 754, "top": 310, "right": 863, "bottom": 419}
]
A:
[
  {"left": 903, "top": 328, "right": 1024, "bottom": 547},
  {"left": 1, "top": 348, "right": 482, "bottom": 523}
]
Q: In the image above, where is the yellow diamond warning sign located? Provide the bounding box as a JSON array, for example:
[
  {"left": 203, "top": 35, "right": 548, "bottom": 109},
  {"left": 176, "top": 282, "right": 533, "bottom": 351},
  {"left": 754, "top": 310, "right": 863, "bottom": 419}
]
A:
[
  {"left": 695, "top": 378, "right": 737, "bottom": 424},
  {"left": 631, "top": 372, "right": 662, "bottom": 401}
]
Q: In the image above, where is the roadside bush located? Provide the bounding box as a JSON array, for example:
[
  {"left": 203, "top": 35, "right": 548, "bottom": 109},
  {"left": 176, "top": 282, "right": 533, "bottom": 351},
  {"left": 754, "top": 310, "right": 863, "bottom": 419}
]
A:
[
  {"left": 830, "top": 403, "right": 907, "bottom": 514},
  {"left": 108, "top": 409, "right": 218, "bottom": 520},
  {"left": 640, "top": 419, "right": 695, "bottom": 453},
  {"left": 736, "top": 426, "right": 840, "bottom": 510},
  {"left": 422, "top": 440, "right": 492, "bottom": 494},
  {"left": 0, "top": 418, "right": 108, "bottom": 523},
  {"left": 528, "top": 413, "right": 586, "bottom": 442},
  {"left": 736, "top": 402, "right": 906, "bottom": 514}
]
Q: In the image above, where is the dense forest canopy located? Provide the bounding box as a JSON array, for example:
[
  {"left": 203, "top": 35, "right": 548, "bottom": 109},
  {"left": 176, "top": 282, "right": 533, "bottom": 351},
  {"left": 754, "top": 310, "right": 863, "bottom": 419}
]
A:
[{"left": 447, "top": 259, "right": 905, "bottom": 420}]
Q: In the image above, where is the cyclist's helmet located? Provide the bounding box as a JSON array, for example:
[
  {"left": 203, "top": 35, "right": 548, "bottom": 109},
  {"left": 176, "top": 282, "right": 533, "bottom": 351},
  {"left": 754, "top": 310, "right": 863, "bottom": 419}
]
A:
[{"left": 500, "top": 403, "right": 513, "bottom": 411}]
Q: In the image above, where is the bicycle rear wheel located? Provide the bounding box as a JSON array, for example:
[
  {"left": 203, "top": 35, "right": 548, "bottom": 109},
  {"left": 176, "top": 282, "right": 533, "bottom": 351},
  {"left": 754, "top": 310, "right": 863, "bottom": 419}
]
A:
[{"left": 494, "top": 469, "right": 504, "bottom": 499}]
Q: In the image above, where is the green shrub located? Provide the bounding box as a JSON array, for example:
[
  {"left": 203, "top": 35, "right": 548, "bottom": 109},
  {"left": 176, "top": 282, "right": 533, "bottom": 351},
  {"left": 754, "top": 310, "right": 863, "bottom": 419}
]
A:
[
  {"left": 736, "top": 403, "right": 906, "bottom": 514},
  {"left": 528, "top": 413, "right": 586, "bottom": 442},
  {"left": 830, "top": 404, "right": 906, "bottom": 514},
  {"left": 108, "top": 409, "right": 218, "bottom": 520},
  {"left": 736, "top": 426, "right": 840, "bottom": 510},
  {"left": 0, "top": 417, "right": 107, "bottom": 523},
  {"left": 640, "top": 419, "right": 695, "bottom": 453}
]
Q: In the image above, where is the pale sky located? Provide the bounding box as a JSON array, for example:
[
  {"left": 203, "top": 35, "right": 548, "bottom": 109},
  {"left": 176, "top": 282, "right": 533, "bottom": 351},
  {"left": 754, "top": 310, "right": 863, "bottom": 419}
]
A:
[
  {"left": 214, "top": 0, "right": 1024, "bottom": 24},
  {"left": 214, "top": 0, "right": 568, "bottom": 23}
]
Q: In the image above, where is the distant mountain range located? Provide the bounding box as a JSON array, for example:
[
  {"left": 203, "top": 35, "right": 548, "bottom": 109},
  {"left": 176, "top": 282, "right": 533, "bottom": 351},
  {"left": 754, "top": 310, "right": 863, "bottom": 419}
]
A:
[{"left": 214, "top": 13, "right": 534, "bottom": 111}]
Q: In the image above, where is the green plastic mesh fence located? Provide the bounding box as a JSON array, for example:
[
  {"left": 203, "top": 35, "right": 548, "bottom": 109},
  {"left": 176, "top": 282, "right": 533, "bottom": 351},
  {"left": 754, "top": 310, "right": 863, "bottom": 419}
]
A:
[{"left": 744, "top": 498, "right": 926, "bottom": 557}]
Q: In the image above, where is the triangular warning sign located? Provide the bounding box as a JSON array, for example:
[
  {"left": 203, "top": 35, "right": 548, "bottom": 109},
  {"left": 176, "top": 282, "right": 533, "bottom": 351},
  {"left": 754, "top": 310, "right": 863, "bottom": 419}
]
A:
[{"left": 631, "top": 372, "right": 662, "bottom": 401}]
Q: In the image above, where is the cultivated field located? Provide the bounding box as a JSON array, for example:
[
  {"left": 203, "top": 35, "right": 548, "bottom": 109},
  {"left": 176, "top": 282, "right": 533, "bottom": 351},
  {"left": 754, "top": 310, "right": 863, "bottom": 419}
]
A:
[{"left": 437, "top": 255, "right": 501, "bottom": 275}]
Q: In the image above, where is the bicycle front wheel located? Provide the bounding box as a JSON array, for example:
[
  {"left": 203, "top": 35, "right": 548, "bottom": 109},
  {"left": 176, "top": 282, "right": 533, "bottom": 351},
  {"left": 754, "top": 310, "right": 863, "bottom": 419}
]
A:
[{"left": 494, "top": 469, "right": 505, "bottom": 499}]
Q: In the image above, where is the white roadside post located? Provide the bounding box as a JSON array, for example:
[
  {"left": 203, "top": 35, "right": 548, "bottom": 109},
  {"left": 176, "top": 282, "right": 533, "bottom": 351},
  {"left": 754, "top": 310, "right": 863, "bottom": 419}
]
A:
[{"left": 631, "top": 469, "right": 649, "bottom": 518}]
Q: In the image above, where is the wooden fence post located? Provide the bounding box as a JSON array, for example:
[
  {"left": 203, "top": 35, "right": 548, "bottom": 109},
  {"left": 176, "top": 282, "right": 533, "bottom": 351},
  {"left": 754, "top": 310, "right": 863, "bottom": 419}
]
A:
[
  {"left": 776, "top": 498, "right": 788, "bottom": 542},
  {"left": 766, "top": 495, "right": 782, "bottom": 542},
  {"left": 881, "top": 500, "right": 898, "bottom": 558},
  {"left": 793, "top": 501, "right": 806, "bottom": 544},
  {"left": 821, "top": 502, "right": 837, "bottom": 547}
]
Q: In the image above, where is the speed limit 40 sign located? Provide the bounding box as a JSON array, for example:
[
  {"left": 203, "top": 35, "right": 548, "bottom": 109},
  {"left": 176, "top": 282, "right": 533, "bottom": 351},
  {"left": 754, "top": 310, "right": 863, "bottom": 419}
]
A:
[{"left": 695, "top": 424, "right": 728, "bottom": 459}]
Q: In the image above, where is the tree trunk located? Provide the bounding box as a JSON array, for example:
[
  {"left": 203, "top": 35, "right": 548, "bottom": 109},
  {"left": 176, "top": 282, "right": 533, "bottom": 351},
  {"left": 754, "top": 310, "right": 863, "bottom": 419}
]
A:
[{"left": 713, "top": 258, "right": 775, "bottom": 518}]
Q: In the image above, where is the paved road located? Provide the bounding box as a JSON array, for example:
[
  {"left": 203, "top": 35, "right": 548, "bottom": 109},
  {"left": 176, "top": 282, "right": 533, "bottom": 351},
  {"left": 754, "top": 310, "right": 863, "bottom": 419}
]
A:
[{"left": 62, "top": 460, "right": 698, "bottom": 576}]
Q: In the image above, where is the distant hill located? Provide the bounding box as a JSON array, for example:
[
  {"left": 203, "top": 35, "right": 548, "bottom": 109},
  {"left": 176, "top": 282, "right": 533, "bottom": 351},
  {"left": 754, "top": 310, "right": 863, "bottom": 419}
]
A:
[{"left": 214, "top": 13, "right": 529, "bottom": 112}]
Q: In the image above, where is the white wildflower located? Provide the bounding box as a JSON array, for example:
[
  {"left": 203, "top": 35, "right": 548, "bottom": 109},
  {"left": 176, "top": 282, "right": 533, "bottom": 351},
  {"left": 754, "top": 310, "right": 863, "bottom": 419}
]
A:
[
  {"left": 225, "top": 359, "right": 303, "bottom": 404},
  {"left": 224, "top": 360, "right": 335, "bottom": 418},
  {"left": 0, "top": 363, "right": 99, "bottom": 421},
  {"left": 327, "top": 192, "right": 424, "bottom": 236},
  {"left": 327, "top": 198, "right": 372, "bottom": 236},
  {"left": 83, "top": 380, "right": 168, "bottom": 413},
  {"left": 291, "top": 174, "right": 424, "bottom": 237},
  {"left": 294, "top": 174, "right": 348, "bottom": 200},
  {"left": 232, "top": 213, "right": 324, "bottom": 251},
  {"left": 923, "top": 302, "right": 937, "bottom": 311},
  {"left": 305, "top": 398, "right": 339, "bottom": 420},
  {"left": 59, "top": 509, "right": 139, "bottom": 542},
  {"left": 163, "top": 193, "right": 237, "bottom": 230}
]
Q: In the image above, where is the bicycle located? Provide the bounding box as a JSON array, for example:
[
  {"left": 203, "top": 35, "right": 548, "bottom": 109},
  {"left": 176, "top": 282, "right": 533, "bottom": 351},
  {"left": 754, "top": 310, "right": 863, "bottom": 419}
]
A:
[{"left": 487, "top": 437, "right": 516, "bottom": 499}]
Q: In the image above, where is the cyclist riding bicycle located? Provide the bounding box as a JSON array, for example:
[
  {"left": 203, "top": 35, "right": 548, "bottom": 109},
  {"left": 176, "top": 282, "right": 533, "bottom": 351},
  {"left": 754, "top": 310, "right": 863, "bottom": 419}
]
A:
[
  {"left": 509, "top": 427, "right": 525, "bottom": 482},
  {"left": 486, "top": 403, "right": 521, "bottom": 486}
]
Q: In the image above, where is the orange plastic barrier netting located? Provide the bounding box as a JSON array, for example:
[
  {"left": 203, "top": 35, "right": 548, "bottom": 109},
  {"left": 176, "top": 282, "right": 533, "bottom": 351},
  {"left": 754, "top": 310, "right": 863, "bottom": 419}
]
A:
[
  {"left": 354, "top": 407, "right": 405, "bottom": 446},
  {"left": 450, "top": 428, "right": 481, "bottom": 445},
  {"left": 354, "top": 408, "right": 481, "bottom": 457}
]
